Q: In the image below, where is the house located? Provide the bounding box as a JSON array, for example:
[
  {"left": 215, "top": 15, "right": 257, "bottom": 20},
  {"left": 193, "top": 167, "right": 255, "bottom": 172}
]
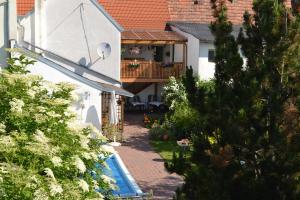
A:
[
  {"left": 166, "top": 0, "right": 254, "bottom": 80},
  {"left": 2, "top": 0, "right": 133, "bottom": 131},
  {"left": 97, "top": 0, "right": 254, "bottom": 106}
]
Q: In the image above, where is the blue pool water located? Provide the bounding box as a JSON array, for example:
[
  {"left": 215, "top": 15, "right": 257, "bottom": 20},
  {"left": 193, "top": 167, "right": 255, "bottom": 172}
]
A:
[
  {"left": 105, "top": 156, "right": 135, "bottom": 196},
  {"left": 99, "top": 154, "right": 143, "bottom": 198}
]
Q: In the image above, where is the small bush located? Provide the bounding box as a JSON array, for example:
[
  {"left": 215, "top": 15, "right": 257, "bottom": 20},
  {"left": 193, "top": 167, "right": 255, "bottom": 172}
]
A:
[
  {"left": 167, "top": 103, "right": 200, "bottom": 140},
  {"left": 149, "top": 123, "right": 169, "bottom": 141},
  {"left": 143, "top": 114, "right": 160, "bottom": 129}
]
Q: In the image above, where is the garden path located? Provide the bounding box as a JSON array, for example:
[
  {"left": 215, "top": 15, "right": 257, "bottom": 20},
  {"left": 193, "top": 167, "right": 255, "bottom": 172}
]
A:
[{"left": 115, "top": 113, "right": 183, "bottom": 199}]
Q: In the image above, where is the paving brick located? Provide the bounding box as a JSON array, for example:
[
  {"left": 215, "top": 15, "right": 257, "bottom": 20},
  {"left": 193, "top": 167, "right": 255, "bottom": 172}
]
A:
[{"left": 115, "top": 114, "right": 183, "bottom": 199}]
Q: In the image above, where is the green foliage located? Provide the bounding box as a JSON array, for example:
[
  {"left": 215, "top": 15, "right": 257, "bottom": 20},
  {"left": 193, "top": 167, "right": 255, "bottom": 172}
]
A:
[
  {"left": 162, "top": 68, "right": 215, "bottom": 140},
  {"left": 149, "top": 123, "right": 169, "bottom": 141},
  {"left": 150, "top": 141, "right": 182, "bottom": 162},
  {"left": 165, "top": 150, "right": 187, "bottom": 175},
  {"left": 6, "top": 55, "right": 34, "bottom": 74},
  {"left": 166, "top": 103, "right": 200, "bottom": 140},
  {"left": 167, "top": 1, "right": 300, "bottom": 200},
  {"left": 0, "top": 55, "right": 113, "bottom": 199},
  {"left": 143, "top": 114, "right": 161, "bottom": 129}
]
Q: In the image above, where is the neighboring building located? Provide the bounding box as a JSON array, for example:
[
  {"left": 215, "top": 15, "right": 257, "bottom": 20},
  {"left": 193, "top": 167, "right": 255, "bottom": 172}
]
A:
[
  {"left": 167, "top": 22, "right": 242, "bottom": 80},
  {"left": 99, "top": 0, "right": 188, "bottom": 103},
  {"left": 165, "top": 0, "right": 253, "bottom": 80},
  {"left": 97, "top": 0, "right": 253, "bottom": 104},
  {"left": 9, "top": 0, "right": 133, "bottom": 130}
]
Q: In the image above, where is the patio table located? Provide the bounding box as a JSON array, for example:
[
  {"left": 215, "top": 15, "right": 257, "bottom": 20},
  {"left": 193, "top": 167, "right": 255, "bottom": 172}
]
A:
[
  {"left": 148, "top": 101, "right": 164, "bottom": 107},
  {"left": 131, "top": 102, "right": 146, "bottom": 111}
]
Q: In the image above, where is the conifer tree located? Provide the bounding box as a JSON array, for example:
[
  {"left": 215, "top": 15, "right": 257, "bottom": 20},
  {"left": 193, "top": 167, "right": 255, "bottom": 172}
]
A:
[{"left": 170, "top": 1, "right": 300, "bottom": 199}]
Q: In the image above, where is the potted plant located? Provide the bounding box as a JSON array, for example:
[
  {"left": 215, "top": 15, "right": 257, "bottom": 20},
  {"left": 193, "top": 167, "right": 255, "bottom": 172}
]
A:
[
  {"left": 128, "top": 62, "right": 140, "bottom": 68},
  {"left": 128, "top": 59, "right": 140, "bottom": 69}
]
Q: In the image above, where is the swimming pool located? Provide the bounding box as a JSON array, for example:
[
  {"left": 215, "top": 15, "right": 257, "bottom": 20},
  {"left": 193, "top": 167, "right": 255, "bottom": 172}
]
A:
[{"left": 103, "top": 154, "right": 144, "bottom": 198}]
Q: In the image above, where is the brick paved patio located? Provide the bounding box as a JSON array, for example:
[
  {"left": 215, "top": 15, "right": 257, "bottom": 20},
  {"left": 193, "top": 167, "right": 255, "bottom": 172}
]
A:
[{"left": 115, "top": 113, "right": 183, "bottom": 199}]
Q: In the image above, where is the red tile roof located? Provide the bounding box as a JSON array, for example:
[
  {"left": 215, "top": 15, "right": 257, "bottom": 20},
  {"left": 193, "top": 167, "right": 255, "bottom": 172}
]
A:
[
  {"left": 17, "top": 0, "right": 170, "bottom": 30},
  {"left": 16, "top": 0, "right": 292, "bottom": 29},
  {"left": 98, "top": 0, "right": 170, "bottom": 30},
  {"left": 167, "top": 0, "right": 253, "bottom": 25},
  {"left": 17, "top": 0, "right": 34, "bottom": 16},
  {"left": 99, "top": 0, "right": 254, "bottom": 30}
]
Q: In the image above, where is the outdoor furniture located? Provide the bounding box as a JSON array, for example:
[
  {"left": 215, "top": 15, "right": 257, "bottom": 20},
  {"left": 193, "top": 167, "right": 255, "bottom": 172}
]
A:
[
  {"left": 130, "top": 95, "right": 146, "bottom": 111},
  {"left": 147, "top": 95, "right": 166, "bottom": 112}
]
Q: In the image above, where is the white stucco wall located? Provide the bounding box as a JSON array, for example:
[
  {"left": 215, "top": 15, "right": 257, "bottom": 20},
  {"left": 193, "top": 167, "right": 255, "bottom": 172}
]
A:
[
  {"left": 28, "top": 60, "right": 103, "bottom": 130},
  {"left": 173, "top": 43, "right": 183, "bottom": 63},
  {"left": 136, "top": 83, "right": 164, "bottom": 103},
  {"left": 0, "top": 1, "right": 8, "bottom": 68},
  {"left": 20, "top": 0, "right": 121, "bottom": 81},
  {"left": 198, "top": 43, "right": 247, "bottom": 80},
  {"left": 199, "top": 42, "right": 215, "bottom": 80},
  {"left": 171, "top": 26, "right": 199, "bottom": 75},
  {"left": 172, "top": 26, "right": 247, "bottom": 81}
]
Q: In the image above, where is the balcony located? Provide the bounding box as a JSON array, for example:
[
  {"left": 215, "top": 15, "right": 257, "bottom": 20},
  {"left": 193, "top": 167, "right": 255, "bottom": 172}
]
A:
[{"left": 121, "top": 60, "right": 185, "bottom": 83}]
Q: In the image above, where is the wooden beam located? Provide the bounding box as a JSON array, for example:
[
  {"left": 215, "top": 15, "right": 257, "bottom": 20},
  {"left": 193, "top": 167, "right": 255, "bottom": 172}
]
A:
[{"left": 121, "top": 40, "right": 187, "bottom": 45}]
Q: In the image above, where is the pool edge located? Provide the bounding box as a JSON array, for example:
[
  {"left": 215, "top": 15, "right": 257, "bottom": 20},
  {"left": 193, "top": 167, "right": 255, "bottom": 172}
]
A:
[{"left": 113, "top": 153, "right": 144, "bottom": 197}]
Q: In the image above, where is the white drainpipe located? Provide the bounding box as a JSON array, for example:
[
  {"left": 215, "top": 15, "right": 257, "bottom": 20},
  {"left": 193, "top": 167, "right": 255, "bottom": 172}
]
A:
[
  {"left": 34, "top": 0, "right": 45, "bottom": 49},
  {"left": 8, "top": 0, "right": 17, "bottom": 43}
]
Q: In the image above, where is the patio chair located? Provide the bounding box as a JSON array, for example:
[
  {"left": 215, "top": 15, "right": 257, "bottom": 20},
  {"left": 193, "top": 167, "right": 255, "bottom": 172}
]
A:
[
  {"left": 148, "top": 94, "right": 166, "bottom": 112},
  {"left": 131, "top": 95, "right": 146, "bottom": 111}
]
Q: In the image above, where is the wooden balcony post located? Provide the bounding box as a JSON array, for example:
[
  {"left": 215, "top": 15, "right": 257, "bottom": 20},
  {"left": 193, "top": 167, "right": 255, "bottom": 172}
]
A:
[
  {"left": 149, "top": 60, "right": 153, "bottom": 79},
  {"left": 183, "top": 43, "right": 187, "bottom": 68}
]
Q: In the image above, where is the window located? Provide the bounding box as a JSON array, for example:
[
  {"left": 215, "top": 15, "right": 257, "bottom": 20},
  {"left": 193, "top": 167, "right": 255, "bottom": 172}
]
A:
[{"left": 208, "top": 49, "right": 215, "bottom": 63}]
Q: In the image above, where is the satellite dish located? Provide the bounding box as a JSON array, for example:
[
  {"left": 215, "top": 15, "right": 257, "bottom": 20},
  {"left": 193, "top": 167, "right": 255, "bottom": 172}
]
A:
[{"left": 97, "top": 42, "right": 111, "bottom": 60}]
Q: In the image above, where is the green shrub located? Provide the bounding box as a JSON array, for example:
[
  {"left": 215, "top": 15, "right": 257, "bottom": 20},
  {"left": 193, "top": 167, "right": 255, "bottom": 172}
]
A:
[
  {"left": 149, "top": 123, "right": 170, "bottom": 141},
  {"left": 167, "top": 103, "right": 200, "bottom": 140}
]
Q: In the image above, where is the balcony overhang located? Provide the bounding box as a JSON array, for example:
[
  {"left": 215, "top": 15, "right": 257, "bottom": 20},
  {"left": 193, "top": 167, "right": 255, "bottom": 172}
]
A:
[{"left": 121, "top": 30, "right": 187, "bottom": 45}]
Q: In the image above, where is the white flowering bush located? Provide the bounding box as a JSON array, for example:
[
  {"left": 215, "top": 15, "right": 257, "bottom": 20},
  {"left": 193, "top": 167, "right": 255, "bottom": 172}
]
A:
[
  {"left": 162, "top": 76, "right": 187, "bottom": 110},
  {"left": 0, "top": 55, "right": 114, "bottom": 199}
]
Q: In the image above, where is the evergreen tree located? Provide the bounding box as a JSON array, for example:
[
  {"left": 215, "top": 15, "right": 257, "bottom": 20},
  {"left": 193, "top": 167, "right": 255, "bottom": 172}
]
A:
[{"left": 169, "top": 1, "right": 300, "bottom": 199}]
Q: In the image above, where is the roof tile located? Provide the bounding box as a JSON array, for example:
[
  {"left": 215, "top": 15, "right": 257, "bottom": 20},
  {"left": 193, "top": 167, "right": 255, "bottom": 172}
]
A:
[
  {"left": 17, "top": 0, "right": 34, "bottom": 16},
  {"left": 16, "top": 0, "right": 292, "bottom": 30},
  {"left": 98, "top": 0, "right": 170, "bottom": 30}
]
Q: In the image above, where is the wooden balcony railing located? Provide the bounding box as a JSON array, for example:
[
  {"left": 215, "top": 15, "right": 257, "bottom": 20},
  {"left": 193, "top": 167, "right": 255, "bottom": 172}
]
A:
[{"left": 121, "top": 60, "right": 185, "bottom": 83}]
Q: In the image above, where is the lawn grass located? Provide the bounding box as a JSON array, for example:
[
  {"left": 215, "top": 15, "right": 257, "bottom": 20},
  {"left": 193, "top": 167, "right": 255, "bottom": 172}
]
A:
[{"left": 150, "top": 140, "right": 181, "bottom": 162}]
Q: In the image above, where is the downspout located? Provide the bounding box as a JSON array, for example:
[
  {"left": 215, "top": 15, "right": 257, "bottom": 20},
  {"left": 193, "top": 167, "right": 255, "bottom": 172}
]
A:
[
  {"left": 34, "top": 0, "right": 41, "bottom": 47},
  {"left": 34, "top": 0, "right": 45, "bottom": 49},
  {"left": 8, "top": 0, "right": 17, "bottom": 47}
]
